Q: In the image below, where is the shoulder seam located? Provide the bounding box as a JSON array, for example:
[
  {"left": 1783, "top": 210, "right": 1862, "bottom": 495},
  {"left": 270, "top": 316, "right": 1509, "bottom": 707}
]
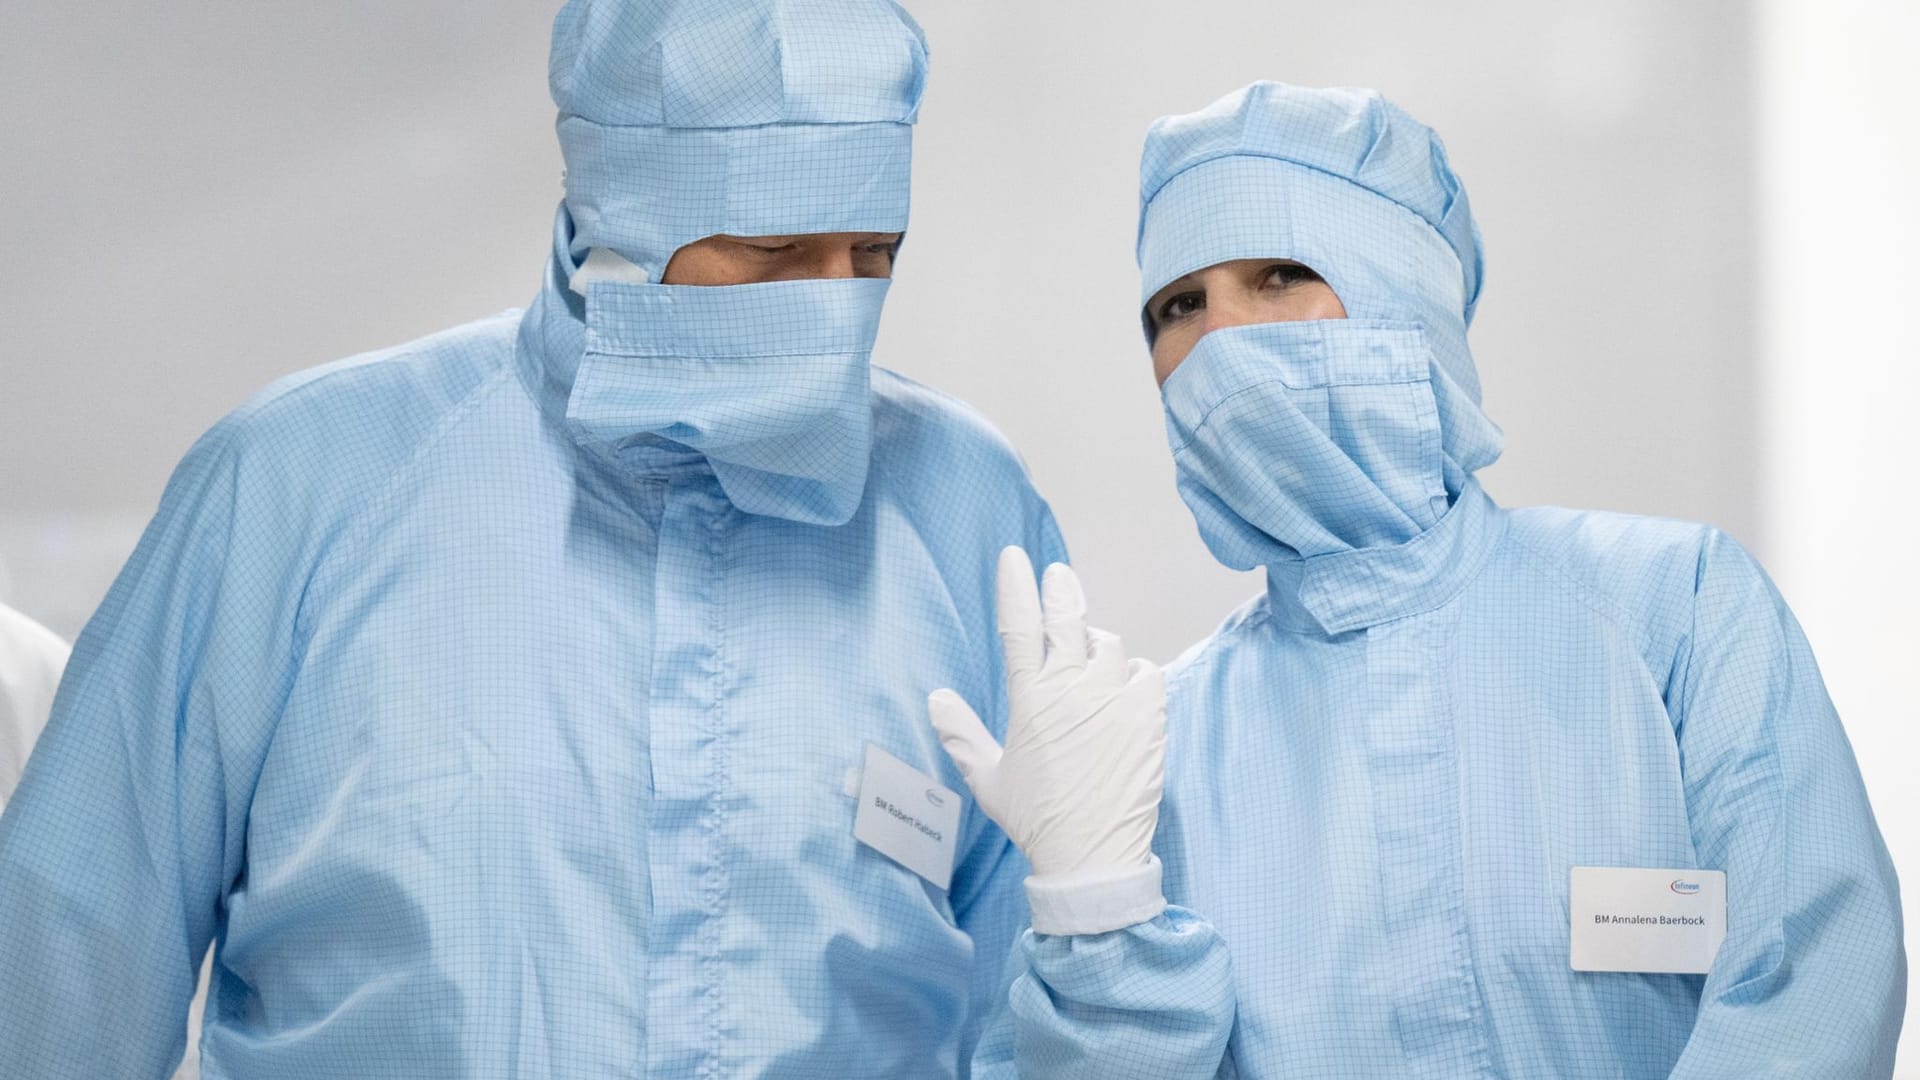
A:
[
  {"left": 1167, "top": 601, "right": 1273, "bottom": 691},
  {"left": 1667, "top": 531, "right": 1717, "bottom": 717},
  {"left": 293, "top": 363, "right": 518, "bottom": 642},
  {"left": 227, "top": 312, "right": 523, "bottom": 426},
  {"left": 1502, "top": 528, "right": 1664, "bottom": 662}
]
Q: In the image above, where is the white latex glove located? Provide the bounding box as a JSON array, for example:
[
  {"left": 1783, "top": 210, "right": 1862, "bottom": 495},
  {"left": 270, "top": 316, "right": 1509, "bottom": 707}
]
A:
[{"left": 928, "top": 546, "right": 1168, "bottom": 935}]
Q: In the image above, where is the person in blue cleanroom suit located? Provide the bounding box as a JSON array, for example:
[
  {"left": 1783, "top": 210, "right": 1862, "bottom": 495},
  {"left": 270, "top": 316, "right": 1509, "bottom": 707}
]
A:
[
  {"left": 944, "top": 82, "right": 1905, "bottom": 1078},
  {"left": 0, "top": 2, "right": 1068, "bottom": 1077}
]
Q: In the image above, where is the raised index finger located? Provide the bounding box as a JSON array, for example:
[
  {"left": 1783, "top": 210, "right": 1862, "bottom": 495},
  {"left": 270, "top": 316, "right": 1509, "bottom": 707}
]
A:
[
  {"left": 995, "top": 546, "right": 1045, "bottom": 692},
  {"left": 1040, "top": 562, "right": 1090, "bottom": 675}
]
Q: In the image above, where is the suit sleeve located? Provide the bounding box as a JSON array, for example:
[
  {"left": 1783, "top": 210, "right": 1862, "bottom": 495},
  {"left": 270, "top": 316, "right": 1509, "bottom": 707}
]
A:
[
  {"left": 0, "top": 425, "right": 295, "bottom": 1079},
  {"left": 968, "top": 504, "right": 1237, "bottom": 1079},
  {"left": 971, "top": 898, "right": 1235, "bottom": 1079},
  {"left": 1667, "top": 531, "right": 1906, "bottom": 1077}
]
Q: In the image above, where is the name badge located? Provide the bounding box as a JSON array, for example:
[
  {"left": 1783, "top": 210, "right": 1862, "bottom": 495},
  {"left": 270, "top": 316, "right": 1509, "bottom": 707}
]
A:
[
  {"left": 853, "top": 744, "right": 962, "bottom": 891},
  {"left": 1570, "top": 866, "right": 1727, "bottom": 974}
]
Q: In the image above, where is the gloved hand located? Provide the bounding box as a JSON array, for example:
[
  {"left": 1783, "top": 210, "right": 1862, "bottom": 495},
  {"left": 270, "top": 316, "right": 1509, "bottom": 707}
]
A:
[{"left": 928, "top": 546, "right": 1168, "bottom": 935}]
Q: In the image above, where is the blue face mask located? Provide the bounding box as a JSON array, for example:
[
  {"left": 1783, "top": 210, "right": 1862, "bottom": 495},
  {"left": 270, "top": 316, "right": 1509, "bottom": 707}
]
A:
[
  {"left": 1161, "top": 318, "right": 1453, "bottom": 569},
  {"left": 564, "top": 275, "right": 889, "bottom": 526}
]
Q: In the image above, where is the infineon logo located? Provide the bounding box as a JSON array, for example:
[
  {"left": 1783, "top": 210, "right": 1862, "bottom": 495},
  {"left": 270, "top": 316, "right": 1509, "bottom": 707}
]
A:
[{"left": 1670, "top": 879, "right": 1701, "bottom": 895}]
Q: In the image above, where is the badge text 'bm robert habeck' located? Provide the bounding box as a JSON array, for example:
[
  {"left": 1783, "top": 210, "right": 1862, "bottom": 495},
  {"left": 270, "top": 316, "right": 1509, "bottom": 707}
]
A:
[{"left": 875, "top": 797, "right": 943, "bottom": 843}]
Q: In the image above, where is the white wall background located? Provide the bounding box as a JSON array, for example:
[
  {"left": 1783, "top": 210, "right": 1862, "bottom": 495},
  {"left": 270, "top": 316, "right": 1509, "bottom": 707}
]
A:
[
  {"left": 1758, "top": 2, "right": 1919, "bottom": 1069},
  {"left": 0, "top": 0, "right": 1909, "bottom": 1071}
]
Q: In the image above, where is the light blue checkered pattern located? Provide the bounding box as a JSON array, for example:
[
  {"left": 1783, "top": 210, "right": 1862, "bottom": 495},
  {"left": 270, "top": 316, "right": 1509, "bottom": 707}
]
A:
[
  {"left": 985, "top": 82, "right": 1905, "bottom": 1078},
  {"left": 0, "top": 2, "right": 1070, "bottom": 1077},
  {"left": 1162, "top": 320, "right": 1454, "bottom": 571},
  {"left": 552, "top": 0, "right": 927, "bottom": 279},
  {"left": 571, "top": 266, "right": 892, "bottom": 525},
  {"left": 1137, "top": 81, "right": 1482, "bottom": 331}
]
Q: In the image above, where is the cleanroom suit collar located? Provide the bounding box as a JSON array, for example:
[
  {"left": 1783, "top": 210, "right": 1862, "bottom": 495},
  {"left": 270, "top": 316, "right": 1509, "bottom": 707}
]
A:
[{"left": 1259, "top": 481, "right": 1504, "bottom": 635}]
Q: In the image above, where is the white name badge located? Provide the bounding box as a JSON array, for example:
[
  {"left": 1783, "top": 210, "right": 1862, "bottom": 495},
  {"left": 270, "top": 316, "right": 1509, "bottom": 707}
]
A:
[
  {"left": 853, "top": 744, "right": 962, "bottom": 891},
  {"left": 1570, "top": 867, "right": 1727, "bottom": 974}
]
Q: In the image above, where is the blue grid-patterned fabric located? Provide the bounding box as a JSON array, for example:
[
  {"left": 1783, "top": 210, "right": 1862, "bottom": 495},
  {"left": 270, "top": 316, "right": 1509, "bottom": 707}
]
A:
[
  {"left": 552, "top": 0, "right": 927, "bottom": 278},
  {"left": 0, "top": 2, "right": 1072, "bottom": 1077},
  {"left": 569, "top": 269, "right": 892, "bottom": 526},
  {"left": 983, "top": 82, "right": 1905, "bottom": 1078}
]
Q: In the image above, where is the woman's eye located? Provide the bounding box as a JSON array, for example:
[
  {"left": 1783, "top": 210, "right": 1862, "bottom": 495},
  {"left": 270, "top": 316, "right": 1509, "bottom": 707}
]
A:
[
  {"left": 1264, "top": 263, "right": 1323, "bottom": 288},
  {"left": 860, "top": 242, "right": 899, "bottom": 258},
  {"left": 1157, "top": 292, "right": 1204, "bottom": 324}
]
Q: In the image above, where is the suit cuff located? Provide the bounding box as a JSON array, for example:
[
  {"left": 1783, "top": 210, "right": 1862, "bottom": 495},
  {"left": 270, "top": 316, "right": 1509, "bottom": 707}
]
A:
[{"left": 1025, "top": 854, "right": 1168, "bottom": 936}]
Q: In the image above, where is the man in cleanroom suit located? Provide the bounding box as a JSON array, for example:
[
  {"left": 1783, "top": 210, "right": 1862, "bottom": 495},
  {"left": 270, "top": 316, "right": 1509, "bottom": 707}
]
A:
[
  {"left": 0, "top": 3, "right": 1065, "bottom": 1076},
  {"left": 940, "top": 82, "right": 1904, "bottom": 1077}
]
